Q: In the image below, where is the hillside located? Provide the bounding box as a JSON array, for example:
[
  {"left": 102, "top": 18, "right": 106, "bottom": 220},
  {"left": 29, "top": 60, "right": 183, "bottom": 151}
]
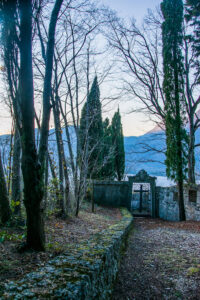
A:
[
  {"left": 124, "top": 131, "right": 166, "bottom": 176},
  {"left": 1, "top": 126, "right": 200, "bottom": 177},
  {"left": 125, "top": 124, "right": 200, "bottom": 176}
]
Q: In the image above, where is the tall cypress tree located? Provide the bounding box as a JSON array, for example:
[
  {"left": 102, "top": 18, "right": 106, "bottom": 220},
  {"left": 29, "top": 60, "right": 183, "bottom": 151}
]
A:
[
  {"left": 111, "top": 108, "right": 125, "bottom": 181},
  {"left": 101, "top": 118, "right": 115, "bottom": 179},
  {"left": 185, "top": 0, "right": 200, "bottom": 80},
  {"left": 161, "top": 0, "right": 188, "bottom": 221},
  {"left": 80, "top": 76, "right": 103, "bottom": 179}
]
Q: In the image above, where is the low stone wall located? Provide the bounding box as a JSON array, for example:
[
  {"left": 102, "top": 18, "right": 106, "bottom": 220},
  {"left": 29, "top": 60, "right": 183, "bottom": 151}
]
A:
[
  {"left": 156, "top": 186, "right": 179, "bottom": 221},
  {"left": 156, "top": 185, "right": 200, "bottom": 221},
  {"left": 1, "top": 209, "right": 133, "bottom": 300},
  {"left": 184, "top": 187, "right": 200, "bottom": 221},
  {"left": 93, "top": 181, "right": 130, "bottom": 209}
]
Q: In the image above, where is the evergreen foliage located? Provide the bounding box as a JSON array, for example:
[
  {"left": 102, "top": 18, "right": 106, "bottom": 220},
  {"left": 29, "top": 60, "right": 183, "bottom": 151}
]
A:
[
  {"left": 185, "top": 0, "right": 200, "bottom": 80},
  {"left": 101, "top": 118, "right": 115, "bottom": 179},
  {"left": 161, "top": 0, "right": 188, "bottom": 220},
  {"left": 79, "top": 76, "right": 103, "bottom": 179},
  {"left": 111, "top": 108, "right": 125, "bottom": 181}
]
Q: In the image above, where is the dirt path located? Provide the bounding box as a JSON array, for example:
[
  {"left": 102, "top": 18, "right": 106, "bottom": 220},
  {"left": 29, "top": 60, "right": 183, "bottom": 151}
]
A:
[{"left": 112, "top": 218, "right": 200, "bottom": 300}]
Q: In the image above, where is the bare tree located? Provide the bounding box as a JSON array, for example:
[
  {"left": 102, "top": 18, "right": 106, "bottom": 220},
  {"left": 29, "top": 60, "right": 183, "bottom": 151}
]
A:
[
  {"left": 1, "top": 0, "right": 64, "bottom": 251},
  {"left": 0, "top": 151, "right": 11, "bottom": 224},
  {"left": 183, "top": 35, "right": 200, "bottom": 183},
  {"left": 106, "top": 9, "right": 200, "bottom": 183},
  {"left": 11, "top": 125, "right": 21, "bottom": 216}
]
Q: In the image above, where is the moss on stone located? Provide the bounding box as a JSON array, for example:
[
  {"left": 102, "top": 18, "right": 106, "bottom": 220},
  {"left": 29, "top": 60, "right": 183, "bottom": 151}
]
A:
[{"left": 0, "top": 208, "right": 133, "bottom": 300}]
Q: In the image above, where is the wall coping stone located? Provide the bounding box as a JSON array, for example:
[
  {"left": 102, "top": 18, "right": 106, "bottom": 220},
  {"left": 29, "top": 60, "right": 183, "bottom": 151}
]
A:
[
  {"left": 93, "top": 181, "right": 130, "bottom": 186},
  {"left": 1, "top": 208, "right": 133, "bottom": 300}
]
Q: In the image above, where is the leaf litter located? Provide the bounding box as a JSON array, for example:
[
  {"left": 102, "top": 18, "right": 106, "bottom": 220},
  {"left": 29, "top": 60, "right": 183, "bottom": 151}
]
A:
[
  {"left": 0, "top": 202, "right": 121, "bottom": 292},
  {"left": 112, "top": 218, "right": 200, "bottom": 300}
]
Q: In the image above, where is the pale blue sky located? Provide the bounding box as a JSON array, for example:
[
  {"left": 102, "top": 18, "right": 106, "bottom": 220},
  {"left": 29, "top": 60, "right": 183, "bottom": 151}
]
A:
[
  {"left": 101, "top": 0, "right": 161, "bottom": 21},
  {"left": 0, "top": 1, "right": 162, "bottom": 136},
  {"left": 100, "top": 0, "right": 162, "bottom": 136}
]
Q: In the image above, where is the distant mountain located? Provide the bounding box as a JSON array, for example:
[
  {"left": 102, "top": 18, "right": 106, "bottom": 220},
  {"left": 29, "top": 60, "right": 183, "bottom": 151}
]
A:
[
  {"left": 124, "top": 131, "right": 166, "bottom": 176},
  {"left": 145, "top": 123, "right": 165, "bottom": 135},
  {"left": 1, "top": 124, "right": 200, "bottom": 177},
  {"left": 125, "top": 122, "right": 200, "bottom": 176}
]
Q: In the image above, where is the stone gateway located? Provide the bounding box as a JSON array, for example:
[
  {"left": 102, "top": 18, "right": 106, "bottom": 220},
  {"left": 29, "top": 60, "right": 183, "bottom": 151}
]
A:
[
  {"left": 93, "top": 169, "right": 200, "bottom": 221},
  {"left": 93, "top": 170, "right": 157, "bottom": 218}
]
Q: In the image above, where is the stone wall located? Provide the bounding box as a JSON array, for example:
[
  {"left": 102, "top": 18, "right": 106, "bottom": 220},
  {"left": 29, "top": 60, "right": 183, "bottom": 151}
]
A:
[
  {"left": 93, "top": 181, "right": 130, "bottom": 209},
  {"left": 184, "top": 187, "right": 200, "bottom": 221},
  {"left": 1, "top": 209, "right": 133, "bottom": 300},
  {"left": 156, "top": 185, "right": 200, "bottom": 221},
  {"left": 156, "top": 186, "right": 179, "bottom": 221}
]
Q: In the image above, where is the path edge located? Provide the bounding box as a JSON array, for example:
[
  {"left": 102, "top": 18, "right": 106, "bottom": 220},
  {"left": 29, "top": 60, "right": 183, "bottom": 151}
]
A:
[{"left": 1, "top": 208, "right": 133, "bottom": 299}]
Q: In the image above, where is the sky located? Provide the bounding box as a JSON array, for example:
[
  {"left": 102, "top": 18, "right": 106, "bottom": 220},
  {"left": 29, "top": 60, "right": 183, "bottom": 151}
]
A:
[
  {"left": 100, "top": 0, "right": 161, "bottom": 21},
  {"left": 99, "top": 0, "right": 162, "bottom": 136},
  {"left": 0, "top": 0, "right": 162, "bottom": 137}
]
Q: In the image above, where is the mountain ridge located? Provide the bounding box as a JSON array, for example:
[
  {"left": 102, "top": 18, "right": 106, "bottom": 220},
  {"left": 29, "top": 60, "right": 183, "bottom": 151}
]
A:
[{"left": 1, "top": 125, "right": 200, "bottom": 177}]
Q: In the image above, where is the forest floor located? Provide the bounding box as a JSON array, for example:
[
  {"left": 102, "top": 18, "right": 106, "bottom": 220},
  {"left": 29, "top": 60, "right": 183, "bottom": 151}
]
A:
[
  {"left": 112, "top": 218, "right": 200, "bottom": 300},
  {"left": 0, "top": 202, "right": 121, "bottom": 291}
]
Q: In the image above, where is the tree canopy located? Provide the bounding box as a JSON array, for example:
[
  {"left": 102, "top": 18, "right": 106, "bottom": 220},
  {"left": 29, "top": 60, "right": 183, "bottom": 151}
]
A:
[
  {"left": 161, "top": 0, "right": 187, "bottom": 220},
  {"left": 111, "top": 108, "right": 125, "bottom": 181}
]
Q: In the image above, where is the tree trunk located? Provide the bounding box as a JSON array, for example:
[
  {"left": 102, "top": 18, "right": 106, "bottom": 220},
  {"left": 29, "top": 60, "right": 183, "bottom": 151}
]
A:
[
  {"left": 21, "top": 143, "right": 45, "bottom": 250},
  {"left": 12, "top": 126, "right": 21, "bottom": 216},
  {"left": 75, "top": 189, "right": 81, "bottom": 217},
  {"left": 7, "top": 126, "right": 14, "bottom": 193},
  {"left": 173, "top": 42, "right": 186, "bottom": 221},
  {"left": 52, "top": 99, "right": 65, "bottom": 216},
  {"left": 44, "top": 153, "right": 49, "bottom": 208},
  {"left": 91, "top": 180, "right": 94, "bottom": 213},
  {"left": 188, "top": 121, "right": 195, "bottom": 184},
  {"left": 48, "top": 152, "right": 60, "bottom": 206},
  {"left": 178, "top": 179, "right": 186, "bottom": 221},
  {"left": 19, "top": 0, "right": 45, "bottom": 250},
  {"left": 39, "top": 0, "right": 64, "bottom": 169},
  {"left": 55, "top": 95, "right": 71, "bottom": 214},
  {"left": 0, "top": 152, "right": 11, "bottom": 224},
  {"left": 25, "top": 201, "right": 45, "bottom": 250}
]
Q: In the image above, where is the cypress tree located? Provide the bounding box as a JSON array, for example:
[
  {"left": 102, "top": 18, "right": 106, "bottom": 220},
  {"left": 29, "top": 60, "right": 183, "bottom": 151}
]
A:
[
  {"left": 185, "top": 0, "right": 200, "bottom": 80},
  {"left": 101, "top": 118, "right": 115, "bottom": 179},
  {"left": 161, "top": 0, "right": 188, "bottom": 221},
  {"left": 79, "top": 76, "right": 103, "bottom": 179},
  {"left": 111, "top": 108, "right": 125, "bottom": 181}
]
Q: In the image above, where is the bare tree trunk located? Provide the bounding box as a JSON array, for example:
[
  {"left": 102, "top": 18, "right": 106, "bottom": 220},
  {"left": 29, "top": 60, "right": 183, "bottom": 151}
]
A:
[
  {"left": 184, "top": 39, "right": 197, "bottom": 184},
  {"left": 178, "top": 179, "right": 185, "bottom": 221},
  {"left": 54, "top": 99, "right": 71, "bottom": 215},
  {"left": 44, "top": 152, "right": 49, "bottom": 207},
  {"left": 2, "top": 0, "right": 63, "bottom": 250},
  {"left": 12, "top": 125, "right": 21, "bottom": 216},
  {"left": 7, "top": 124, "right": 14, "bottom": 193},
  {"left": 0, "top": 152, "right": 11, "bottom": 224},
  {"left": 20, "top": 0, "right": 45, "bottom": 250},
  {"left": 174, "top": 40, "right": 186, "bottom": 221},
  {"left": 188, "top": 121, "right": 195, "bottom": 184},
  {"left": 38, "top": 0, "right": 64, "bottom": 168},
  {"left": 52, "top": 99, "right": 65, "bottom": 216},
  {"left": 91, "top": 180, "right": 94, "bottom": 213},
  {"left": 48, "top": 152, "right": 60, "bottom": 205}
]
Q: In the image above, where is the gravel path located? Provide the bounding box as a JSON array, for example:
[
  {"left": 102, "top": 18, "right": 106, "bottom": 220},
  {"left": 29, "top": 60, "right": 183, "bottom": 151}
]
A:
[{"left": 112, "top": 218, "right": 200, "bottom": 300}]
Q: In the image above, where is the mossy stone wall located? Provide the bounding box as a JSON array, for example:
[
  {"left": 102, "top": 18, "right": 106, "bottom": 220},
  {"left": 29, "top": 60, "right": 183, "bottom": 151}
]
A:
[{"left": 1, "top": 209, "right": 133, "bottom": 300}]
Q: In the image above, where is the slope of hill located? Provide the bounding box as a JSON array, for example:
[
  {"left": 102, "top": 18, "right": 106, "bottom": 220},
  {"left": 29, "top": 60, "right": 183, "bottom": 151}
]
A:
[
  {"left": 1, "top": 125, "right": 200, "bottom": 177},
  {"left": 125, "top": 124, "right": 200, "bottom": 176},
  {"left": 124, "top": 131, "right": 166, "bottom": 176}
]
